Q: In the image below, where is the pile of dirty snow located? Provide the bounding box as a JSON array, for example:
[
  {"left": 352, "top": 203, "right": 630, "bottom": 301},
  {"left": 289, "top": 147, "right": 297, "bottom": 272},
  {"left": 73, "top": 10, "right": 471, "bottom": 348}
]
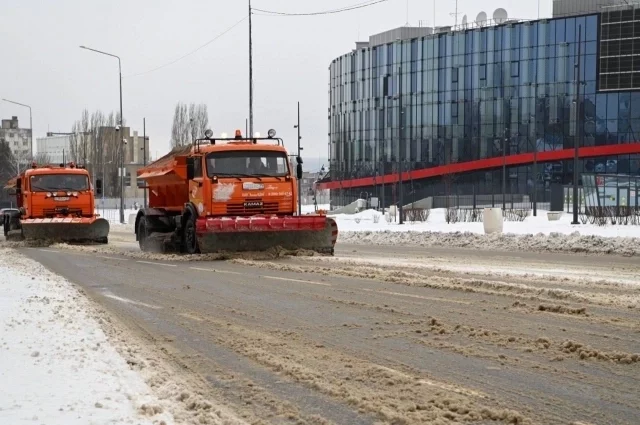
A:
[{"left": 339, "top": 230, "right": 640, "bottom": 256}]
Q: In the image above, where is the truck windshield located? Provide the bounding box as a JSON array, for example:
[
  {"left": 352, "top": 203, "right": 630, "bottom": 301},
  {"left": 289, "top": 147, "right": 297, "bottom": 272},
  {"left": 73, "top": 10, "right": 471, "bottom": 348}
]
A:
[
  {"left": 206, "top": 151, "right": 289, "bottom": 177},
  {"left": 30, "top": 174, "right": 90, "bottom": 192}
]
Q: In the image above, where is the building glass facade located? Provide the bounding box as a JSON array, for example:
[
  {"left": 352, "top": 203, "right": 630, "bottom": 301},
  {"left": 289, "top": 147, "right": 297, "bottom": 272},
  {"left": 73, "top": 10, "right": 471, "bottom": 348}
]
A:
[{"left": 323, "top": 8, "right": 640, "bottom": 207}]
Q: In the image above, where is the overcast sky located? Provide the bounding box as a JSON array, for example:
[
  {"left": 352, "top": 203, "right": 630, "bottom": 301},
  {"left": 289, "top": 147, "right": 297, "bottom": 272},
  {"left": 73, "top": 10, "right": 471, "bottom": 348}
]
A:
[{"left": 1, "top": 0, "right": 550, "bottom": 168}]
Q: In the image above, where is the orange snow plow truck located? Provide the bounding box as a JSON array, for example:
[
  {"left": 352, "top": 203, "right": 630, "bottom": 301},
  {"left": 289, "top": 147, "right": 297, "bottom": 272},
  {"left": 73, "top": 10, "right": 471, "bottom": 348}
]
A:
[
  {"left": 3, "top": 162, "right": 109, "bottom": 243},
  {"left": 134, "top": 129, "right": 337, "bottom": 255}
]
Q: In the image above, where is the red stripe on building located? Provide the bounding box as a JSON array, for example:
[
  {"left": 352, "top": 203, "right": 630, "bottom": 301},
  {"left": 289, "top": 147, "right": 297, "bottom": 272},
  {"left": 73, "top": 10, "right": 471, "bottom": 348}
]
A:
[{"left": 318, "top": 143, "right": 640, "bottom": 190}]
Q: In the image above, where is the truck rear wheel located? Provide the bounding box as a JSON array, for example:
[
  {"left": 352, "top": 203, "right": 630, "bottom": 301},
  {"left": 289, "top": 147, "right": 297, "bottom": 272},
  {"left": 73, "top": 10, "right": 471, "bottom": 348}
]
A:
[
  {"left": 182, "top": 215, "right": 198, "bottom": 254},
  {"left": 138, "top": 216, "right": 150, "bottom": 251}
]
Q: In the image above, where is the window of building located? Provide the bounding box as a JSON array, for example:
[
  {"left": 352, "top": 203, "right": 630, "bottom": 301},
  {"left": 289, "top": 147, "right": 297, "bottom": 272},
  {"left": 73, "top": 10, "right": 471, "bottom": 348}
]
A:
[
  {"left": 511, "top": 61, "right": 519, "bottom": 77},
  {"left": 599, "top": 9, "right": 640, "bottom": 91},
  {"left": 479, "top": 64, "right": 487, "bottom": 80}
]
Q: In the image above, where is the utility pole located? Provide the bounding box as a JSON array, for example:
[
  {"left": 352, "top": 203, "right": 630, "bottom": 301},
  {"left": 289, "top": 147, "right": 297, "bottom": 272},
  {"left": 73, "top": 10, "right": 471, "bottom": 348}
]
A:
[
  {"left": 294, "top": 102, "right": 303, "bottom": 216},
  {"left": 248, "top": 0, "right": 254, "bottom": 138},
  {"left": 398, "top": 65, "right": 404, "bottom": 224},
  {"left": 143, "top": 118, "right": 147, "bottom": 208},
  {"left": 502, "top": 132, "right": 507, "bottom": 210},
  {"left": 532, "top": 80, "right": 538, "bottom": 217},
  {"left": 572, "top": 25, "right": 582, "bottom": 225}
]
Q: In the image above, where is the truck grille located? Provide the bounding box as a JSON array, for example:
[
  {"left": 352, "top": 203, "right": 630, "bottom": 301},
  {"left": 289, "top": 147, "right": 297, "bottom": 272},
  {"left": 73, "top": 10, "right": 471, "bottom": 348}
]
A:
[
  {"left": 42, "top": 208, "right": 84, "bottom": 218},
  {"left": 226, "top": 201, "right": 279, "bottom": 215}
]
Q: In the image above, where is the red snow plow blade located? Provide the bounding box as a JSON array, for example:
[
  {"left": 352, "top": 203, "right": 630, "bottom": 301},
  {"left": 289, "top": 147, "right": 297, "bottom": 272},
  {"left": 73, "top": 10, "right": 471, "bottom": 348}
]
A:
[
  {"left": 195, "top": 215, "right": 337, "bottom": 255},
  {"left": 20, "top": 217, "right": 110, "bottom": 244}
]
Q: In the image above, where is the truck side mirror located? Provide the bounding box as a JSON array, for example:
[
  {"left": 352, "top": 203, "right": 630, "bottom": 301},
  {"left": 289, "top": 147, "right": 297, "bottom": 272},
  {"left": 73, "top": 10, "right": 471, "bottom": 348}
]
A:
[
  {"left": 96, "top": 179, "right": 103, "bottom": 195},
  {"left": 296, "top": 163, "right": 303, "bottom": 180},
  {"left": 186, "top": 157, "right": 195, "bottom": 180}
]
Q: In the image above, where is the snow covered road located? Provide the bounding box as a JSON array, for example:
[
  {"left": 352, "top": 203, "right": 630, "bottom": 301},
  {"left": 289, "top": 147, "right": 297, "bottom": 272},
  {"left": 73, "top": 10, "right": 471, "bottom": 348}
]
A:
[{"left": 14, "top": 242, "right": 640, "bottom": 425}]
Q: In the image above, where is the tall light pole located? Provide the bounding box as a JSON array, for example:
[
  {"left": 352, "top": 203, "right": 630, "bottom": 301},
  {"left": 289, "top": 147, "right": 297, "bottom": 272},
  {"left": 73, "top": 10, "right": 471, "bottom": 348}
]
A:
[
  {"left": 2, "top": 99, "right": 32, "bottom": 160},
  {"left": 294, "top": 102, "right": 303, "bottom": 215},
  {"left": 80, "top": 45, "right": 125, "bottom": 224},
  {"left": 572, "top": 25, "right": 582, "bottom": 225},
  {"left": 143, "top": 118, "right": 147, "bottom": 208},
  {"left": 248, "top": 0, "right": 254, "bottom": 138},
  {"left": 398, "top": 65, "right": 404, "bottom": 224}
]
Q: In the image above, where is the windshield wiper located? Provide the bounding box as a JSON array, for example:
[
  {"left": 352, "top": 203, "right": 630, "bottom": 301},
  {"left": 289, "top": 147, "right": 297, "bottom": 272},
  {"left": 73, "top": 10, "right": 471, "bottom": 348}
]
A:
[
  {"left": 214, "top": 173, "right": 262, "bottom": 181},
  {"left": 251, "top": 174, "right": 285, "bottom": 181},
  {"left": 31, "top": 186, "right": 62, "bottom": 192}
]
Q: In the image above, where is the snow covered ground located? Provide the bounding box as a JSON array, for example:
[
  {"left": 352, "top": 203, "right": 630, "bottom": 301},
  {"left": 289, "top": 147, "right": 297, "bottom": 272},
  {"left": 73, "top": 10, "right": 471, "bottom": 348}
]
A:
[
  {"left": 331, "top": 208, "right": 640, "bottom": 238},
  {"left": 0, "top": 248, "right": 174, "bottom": 424},
  {"left": 0, "top": 248, "right": 245, "bottom": 425}
]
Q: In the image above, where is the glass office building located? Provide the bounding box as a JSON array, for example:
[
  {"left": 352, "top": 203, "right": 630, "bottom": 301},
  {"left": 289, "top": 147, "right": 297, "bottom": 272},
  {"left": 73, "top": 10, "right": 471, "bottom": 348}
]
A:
[{"left": 320, "top": 5, "right": 640, "bottom": 207}]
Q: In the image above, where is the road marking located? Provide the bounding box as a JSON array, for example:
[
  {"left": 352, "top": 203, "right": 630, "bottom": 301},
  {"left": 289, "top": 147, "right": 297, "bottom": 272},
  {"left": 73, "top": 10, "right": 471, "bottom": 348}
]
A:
[
  {"left": 361, "top": 288, "right": 471, "bottom": 305},
  {"left": 190, "top": 267, "right": 330, "bottom": 286},
  {"left": 375, "top": 365, "right": 485, "bottom": 398},
  {"left": 261, "top": 275, "right": 331, "bottom": 287},
  {"left": 137, "top": 260, "right": 176, "bottom": 267},
  {"left": 103, "top": 294, "right": 162, "bottom": 310},
  {"left": 39, "top": 249, "right": 60, "bottom": 253},
  {"left": 97, "top": 255, "right": 127, "bottom": 261},
  {"left": 179, "top": 312, "right": 204, "bottom": 322},
  {"left": 190, "top": 267, "right": 243, "bottom": 275}
]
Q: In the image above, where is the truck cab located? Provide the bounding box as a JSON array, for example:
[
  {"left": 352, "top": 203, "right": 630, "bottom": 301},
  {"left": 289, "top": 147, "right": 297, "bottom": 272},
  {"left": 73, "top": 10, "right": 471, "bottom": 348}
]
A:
[
  {"left": 4, "top": 162, "right": 109, "bottom": 243},
  {"left": 15, "top": 163, "right": 98, "bottom": 219},
  {"left": 184, "top": 136, "right": 302, "bottom": 219}
]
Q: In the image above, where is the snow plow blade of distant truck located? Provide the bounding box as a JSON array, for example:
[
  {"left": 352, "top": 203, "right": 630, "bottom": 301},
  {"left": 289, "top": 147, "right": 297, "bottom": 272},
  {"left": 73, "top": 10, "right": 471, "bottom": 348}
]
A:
[
  {"left": 20, "top": 217, "right": 110, "bottom": 244},
  {"left": 195, "top": 215, "right": 337, "bottom": 255}
]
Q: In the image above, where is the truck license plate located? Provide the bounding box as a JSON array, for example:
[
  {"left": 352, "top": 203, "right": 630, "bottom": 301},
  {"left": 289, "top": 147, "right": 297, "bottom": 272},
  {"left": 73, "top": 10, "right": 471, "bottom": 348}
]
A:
[{"left": 54, "top": 197, "right": 70, "bottom": 202}]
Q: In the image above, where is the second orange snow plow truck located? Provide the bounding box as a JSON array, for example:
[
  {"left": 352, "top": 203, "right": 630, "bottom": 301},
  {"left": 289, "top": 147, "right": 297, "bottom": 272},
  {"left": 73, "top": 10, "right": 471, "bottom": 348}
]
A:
[
  {"left": 3, "top": 162, "right": 109, "bottom": 243},
  {"left": 134, "top": 129, "right": 337, "bottom": 255}
]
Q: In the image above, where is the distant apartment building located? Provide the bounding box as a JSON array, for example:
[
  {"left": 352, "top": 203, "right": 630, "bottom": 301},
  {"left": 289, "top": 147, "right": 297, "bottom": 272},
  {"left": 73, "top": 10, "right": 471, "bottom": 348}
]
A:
[
  {"left": 0, "top": 116, "right": 31, "bottom": 159},
  {"left": 36, "top": 134, "right": 71, "bottom": 164}
]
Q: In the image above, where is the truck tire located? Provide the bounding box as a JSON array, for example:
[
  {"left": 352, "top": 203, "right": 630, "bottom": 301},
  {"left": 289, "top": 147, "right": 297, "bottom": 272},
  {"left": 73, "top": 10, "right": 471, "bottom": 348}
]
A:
[
  {"left": 3, "top": 216, "right": 8, "bottom": 237},
  {"left": 182, "top": 215, "right": 198, "bottom": 254},
  {"left": 137, "top": 216, "right": 150, "bottom": 251}
]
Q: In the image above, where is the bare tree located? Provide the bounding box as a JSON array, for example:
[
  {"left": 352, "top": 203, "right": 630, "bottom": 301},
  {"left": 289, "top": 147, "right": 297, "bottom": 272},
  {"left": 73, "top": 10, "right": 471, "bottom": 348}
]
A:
[
  {"left": 171, "top": 103, "right": 190, "bottom": 147},
  {"left": 171, "top": 102, "right": 209, "bottom": 147},
  {"left": 193, "top": 103, "right": 209, "bottom": 139},
  {"left": 188, "top": 103, "right": 198, "bottom": 142},
  {"left": 33, "top": 151, "right": 51, "bottom": 164}
]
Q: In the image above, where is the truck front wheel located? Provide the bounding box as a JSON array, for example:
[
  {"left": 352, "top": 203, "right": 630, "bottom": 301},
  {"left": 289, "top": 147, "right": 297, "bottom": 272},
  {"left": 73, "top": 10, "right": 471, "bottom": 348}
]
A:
[{"left": 182, "top": 215, "right": 198, "bottom": 254}]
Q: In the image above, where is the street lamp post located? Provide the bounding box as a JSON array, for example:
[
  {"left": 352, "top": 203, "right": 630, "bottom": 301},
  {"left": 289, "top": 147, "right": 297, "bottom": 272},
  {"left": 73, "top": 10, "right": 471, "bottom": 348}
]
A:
[
  {"left": 142, "top": 118, "right": 147, "bottom": 208},
  {"left": 294, "top": 102, "right": 303, "bottom": 216},
  {"left": 80, "top": 45, "right": 125, "bottom": 224},
  {"left": 2, "top": 99, "right": 32, "bottom": 162},
  {"left": 572, "top": 26, "right": 582, "bottom": 225}
]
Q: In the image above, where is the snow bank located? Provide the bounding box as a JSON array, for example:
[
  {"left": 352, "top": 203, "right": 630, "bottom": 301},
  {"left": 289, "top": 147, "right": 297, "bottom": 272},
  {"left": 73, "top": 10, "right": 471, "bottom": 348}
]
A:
[
  {"left": 334, "top": 208, "right": 640, "bottom": 238},
  {"left": 0, "top": 248, "right": 174, "bottom": 424},
  {"left": 339, "top": 230, "right": 640, "bottom": 256},
  {"left": 0, "top": 248, "right": 247, "bottom": 425}
]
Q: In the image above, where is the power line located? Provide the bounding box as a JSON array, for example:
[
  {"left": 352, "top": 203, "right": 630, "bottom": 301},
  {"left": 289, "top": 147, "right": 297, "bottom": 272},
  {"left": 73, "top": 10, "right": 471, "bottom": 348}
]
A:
[
  {"left": 124, "top": 15, "right": 249, "bottom": 78},
  {"left": 253, "top": 0, "right": 389, "bottom": 17}
]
